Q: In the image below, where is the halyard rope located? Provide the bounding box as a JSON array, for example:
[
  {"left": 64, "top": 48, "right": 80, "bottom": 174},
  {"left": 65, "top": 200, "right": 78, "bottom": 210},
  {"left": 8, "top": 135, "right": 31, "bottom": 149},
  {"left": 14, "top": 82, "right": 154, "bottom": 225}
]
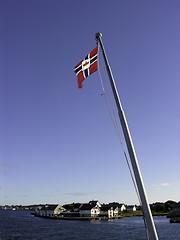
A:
[
  {"left": 97, "top": 57, "right": 150, "bottom": 239},
  {"left": 98, "top": 68, "right": 149, "bottom": 239},
  {"left": 98, "top": 66, "right": 141, "bottom": 203}
]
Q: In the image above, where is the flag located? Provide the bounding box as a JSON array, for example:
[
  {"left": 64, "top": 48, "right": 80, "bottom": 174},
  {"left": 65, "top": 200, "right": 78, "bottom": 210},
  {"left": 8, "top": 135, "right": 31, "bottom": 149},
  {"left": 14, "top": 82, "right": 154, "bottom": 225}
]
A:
[{"left": 74, "top": 46, "right": 98, "bottom": 88}]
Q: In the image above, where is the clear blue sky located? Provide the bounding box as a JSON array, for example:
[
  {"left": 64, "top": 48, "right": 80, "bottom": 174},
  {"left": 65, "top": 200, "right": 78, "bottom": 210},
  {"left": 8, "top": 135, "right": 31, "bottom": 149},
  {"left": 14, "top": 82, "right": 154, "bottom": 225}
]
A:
[{"left": 1, "top": 0, "right": 180, "bottom": 206}]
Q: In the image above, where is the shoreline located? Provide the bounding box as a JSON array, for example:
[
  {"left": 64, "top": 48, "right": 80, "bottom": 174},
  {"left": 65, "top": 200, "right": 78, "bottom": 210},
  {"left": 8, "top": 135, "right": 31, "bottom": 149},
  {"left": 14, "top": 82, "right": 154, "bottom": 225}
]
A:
[{"left": 31, "top": 213, "right": 123, "bottom": 221}]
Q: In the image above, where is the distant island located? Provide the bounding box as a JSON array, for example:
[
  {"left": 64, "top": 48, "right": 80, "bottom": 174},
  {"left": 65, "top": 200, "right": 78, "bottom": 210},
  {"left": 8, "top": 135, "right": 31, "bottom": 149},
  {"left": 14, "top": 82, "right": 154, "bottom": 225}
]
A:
[{"left": 1, "top": 199, "right": 180, "bottom": 222}]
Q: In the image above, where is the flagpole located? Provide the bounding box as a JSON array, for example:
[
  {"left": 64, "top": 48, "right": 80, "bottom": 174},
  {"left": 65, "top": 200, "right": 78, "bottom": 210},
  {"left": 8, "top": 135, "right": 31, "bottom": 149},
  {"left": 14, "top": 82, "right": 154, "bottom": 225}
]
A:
[{"left": 95, "top": 33, "right": 158, "bottom": 240}]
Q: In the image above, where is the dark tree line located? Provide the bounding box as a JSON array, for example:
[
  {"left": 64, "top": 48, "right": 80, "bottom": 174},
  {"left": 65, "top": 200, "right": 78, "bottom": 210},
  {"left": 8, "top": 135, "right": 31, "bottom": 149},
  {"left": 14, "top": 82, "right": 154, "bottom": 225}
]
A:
[{"left": 150, "top": 200, "right": 177, "bottom": 212}]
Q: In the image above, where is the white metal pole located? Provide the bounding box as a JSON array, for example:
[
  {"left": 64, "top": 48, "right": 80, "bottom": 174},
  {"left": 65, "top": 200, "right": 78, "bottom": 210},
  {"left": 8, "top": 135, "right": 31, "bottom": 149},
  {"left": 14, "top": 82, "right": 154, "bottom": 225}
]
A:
[{"left": 95, "top": 32, "right": 158, "bottom": 240}]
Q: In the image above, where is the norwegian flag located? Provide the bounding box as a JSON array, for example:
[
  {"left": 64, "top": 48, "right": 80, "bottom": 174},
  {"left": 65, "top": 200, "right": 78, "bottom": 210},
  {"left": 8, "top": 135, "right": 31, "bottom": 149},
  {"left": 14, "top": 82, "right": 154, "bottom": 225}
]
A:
[{"left": 74, "top": 46, "right": 98, "bottom": 88}]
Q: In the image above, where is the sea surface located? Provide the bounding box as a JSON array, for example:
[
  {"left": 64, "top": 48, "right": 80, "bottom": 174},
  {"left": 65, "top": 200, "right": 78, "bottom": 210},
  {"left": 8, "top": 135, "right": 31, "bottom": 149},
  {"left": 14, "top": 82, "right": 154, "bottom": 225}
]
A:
[{"left": 0, "top": 210, "right": 180, "bottom": 240}]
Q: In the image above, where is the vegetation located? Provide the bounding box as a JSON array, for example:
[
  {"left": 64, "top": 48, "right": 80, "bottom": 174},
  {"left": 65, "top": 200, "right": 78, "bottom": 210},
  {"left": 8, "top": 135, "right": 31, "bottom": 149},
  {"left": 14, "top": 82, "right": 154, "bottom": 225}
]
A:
[
  {"left": 120, "top": 200, "right": 177, "bottom": 217},
  {"left": 150, "top": 200, "right": 176, "bottom": 212},
  {"left": 62, "top": 202, "right": 81, "bottom": 211},
  {"left": 120, "top": 210, "right": 143, "bottom": 217}
]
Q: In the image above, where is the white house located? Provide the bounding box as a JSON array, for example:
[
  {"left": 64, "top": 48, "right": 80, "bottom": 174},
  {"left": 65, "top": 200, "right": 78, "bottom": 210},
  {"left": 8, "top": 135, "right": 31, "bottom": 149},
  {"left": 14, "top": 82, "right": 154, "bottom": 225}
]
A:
[
  {"left": 108, "top": 202, "right": 126, "bottom": 212},
  {"left": 36, "top": 204, "right": 66, "bottom": 217},
  {"left": 100, "top": 205, "right": 114, "bottom": 218},
  {"left": 127, "top": 205, "right": 136, "bottom": 211},
  {"left": 79, "top": 200, "right": 101, "bottom": 217},
  {"left": 118, "top": 204, "right": 126, "bottom": 212},
  {"left": 112, "top": 206, "right": 119, "bottom": 216}
]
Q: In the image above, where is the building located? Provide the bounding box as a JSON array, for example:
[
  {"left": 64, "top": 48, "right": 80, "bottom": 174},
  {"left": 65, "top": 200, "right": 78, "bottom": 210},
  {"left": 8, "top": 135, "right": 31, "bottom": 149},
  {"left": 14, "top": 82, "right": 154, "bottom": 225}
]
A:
[
  {"left": 79, "top": 200, "right": 101, "bottom": 217},
  {"left": 100, "top": 204, "right": 114, "bottom": 218},
  {"left": 108, "top": 202, "right": 126, "bottom": 212},
  {"left": 36, "top": 204, "right": 66, "bottom": 217},
  {"left": 127, "top": 205, "right": 137, "bottom": 211}
]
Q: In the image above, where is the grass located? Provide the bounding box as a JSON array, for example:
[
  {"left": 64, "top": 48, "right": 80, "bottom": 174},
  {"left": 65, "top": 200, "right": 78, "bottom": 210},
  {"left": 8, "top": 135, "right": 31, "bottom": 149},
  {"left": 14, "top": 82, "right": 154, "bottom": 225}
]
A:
[{"left": 120, "top": 210, "right": 169, "bottom": 217}]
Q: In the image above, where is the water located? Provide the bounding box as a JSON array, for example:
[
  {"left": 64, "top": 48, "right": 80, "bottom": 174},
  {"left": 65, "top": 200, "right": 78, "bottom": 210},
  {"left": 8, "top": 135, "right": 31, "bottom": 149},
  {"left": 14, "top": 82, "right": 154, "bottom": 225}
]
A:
[{"left": 0, "top": 210, "right": 180, "bottom": 240}]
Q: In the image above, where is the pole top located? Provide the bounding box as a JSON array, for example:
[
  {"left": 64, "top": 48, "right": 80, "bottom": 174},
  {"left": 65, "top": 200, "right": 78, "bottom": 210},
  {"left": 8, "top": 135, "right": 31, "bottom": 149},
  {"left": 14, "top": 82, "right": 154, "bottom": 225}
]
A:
[{"left": 95, "top": 32, "right": 102, "bottom": 39}]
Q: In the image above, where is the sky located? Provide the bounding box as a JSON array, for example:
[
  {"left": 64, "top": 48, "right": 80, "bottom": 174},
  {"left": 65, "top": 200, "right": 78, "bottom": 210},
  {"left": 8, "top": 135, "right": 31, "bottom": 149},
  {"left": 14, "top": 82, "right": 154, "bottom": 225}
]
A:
[{"left": 1, "top": 0, "right": 180, "bottom": 206}]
